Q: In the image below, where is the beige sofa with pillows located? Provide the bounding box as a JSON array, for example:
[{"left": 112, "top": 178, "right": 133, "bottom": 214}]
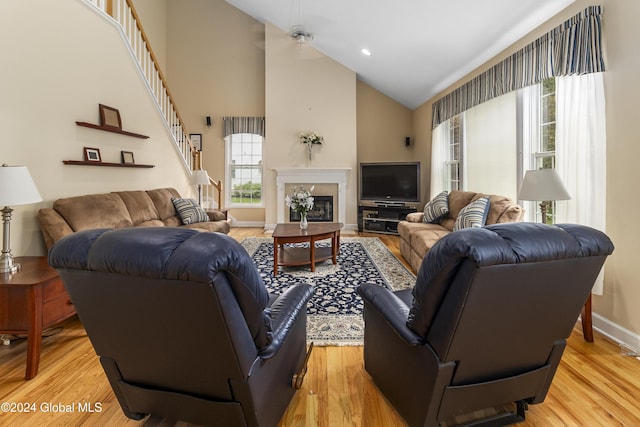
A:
[
  {"left": 398, "top": 190, "right": 523, "bottom": 272},
  {"left": 38, "top": 187, "right": 230, "bottom": 249}
]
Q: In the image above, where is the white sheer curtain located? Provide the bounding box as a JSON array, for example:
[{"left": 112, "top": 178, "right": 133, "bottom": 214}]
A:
[
  {"left": 556, "top": 72, "right": 607, "bottom": 294},
  {"left": 430, "top": 121, "right": 448, "bottom": 198}
]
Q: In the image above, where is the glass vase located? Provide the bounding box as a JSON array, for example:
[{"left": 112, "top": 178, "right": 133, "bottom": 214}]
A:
[{"left": 300, "top": 212, "right": 308, "bottom": 229}]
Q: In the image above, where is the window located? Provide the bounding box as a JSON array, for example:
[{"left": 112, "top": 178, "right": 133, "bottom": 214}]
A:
[
  {"left": 225, "top": 133, "right": 263, "bottom": 207},
  {"left": 521, "top": 78, "right": 557, "bottom": 222},
  {"left": 444, "top": 114, "right": 464, "bottom": 191}
]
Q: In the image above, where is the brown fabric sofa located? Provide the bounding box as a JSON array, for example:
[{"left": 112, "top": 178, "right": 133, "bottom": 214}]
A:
[
  {"left": 38, "top": 187, "right": 230, "bottom": 249},
  {"left": 398, "top": 190, "right": 523, "bottom": 272}
]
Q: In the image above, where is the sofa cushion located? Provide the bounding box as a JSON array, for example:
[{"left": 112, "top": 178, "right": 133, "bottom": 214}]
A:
[
  {"left": 447, "top": 191, "right": 478, "bottom": 220},
  {"left": 146, "top": 188, "right": 182, "bottom": 220},
  {"left": 484, "top": 194, "right": 524, "bottom": 224},
  {"left": 112, "top": 191, "right": 160, "bottom": 226},
  {"left": 454, "top": 196, "right": 490, "bottom": 231},
  {"left": 52, "top": 193, "right": 133, "bottom": 232},
  {"left": 171, "top": 198, "right": 210, "bottom": 225},
  {"left": 423, "top": 191, "right": 449, "bottom": 224}
]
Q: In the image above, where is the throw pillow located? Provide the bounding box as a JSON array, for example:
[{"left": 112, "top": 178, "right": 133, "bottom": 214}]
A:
[
  {"left": 453, "top": 196, "right": 490, "bottom": 231},
  {"left": 171, "top": 197, "right": 210, "bottom": 225},
  {"left": 423, "top": 191, "right": 449, "bottom": 223}
]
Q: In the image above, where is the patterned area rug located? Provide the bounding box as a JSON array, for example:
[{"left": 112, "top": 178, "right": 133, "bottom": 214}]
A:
[{"left": 241, "top": 237, "right": 416, "bottom": 346}]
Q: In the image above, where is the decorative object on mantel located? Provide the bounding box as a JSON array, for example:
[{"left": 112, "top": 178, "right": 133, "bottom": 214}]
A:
[
  {"left": 0, "top": 165, "right": 42, "bottom": 273},
  {"left": 285, "top": 185, "right": 315, "bottom": 229},
  {"left": 299, "top": 132, "right": 323, "bottom": 161}
]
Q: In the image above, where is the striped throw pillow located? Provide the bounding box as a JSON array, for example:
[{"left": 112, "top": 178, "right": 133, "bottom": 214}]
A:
[
  {"left": 454, "top": 197, "right": 490, "bottom": 231},
  {"left": 423, "top": 191, "right": 449, "bottom": 223},
  {"left": 171, "top": 197, "right": 210, "bottom": 225}
]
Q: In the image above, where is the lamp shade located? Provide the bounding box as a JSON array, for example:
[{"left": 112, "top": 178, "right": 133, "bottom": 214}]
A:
[
  {"left": 191, "top": 169, "right": 210, "bottom": 186},
  {"left": 0, "top": 165, "right": 42, "bottom": 206},
  {"left": 518, "top": 169, "right": 570, "bottom": 201}
]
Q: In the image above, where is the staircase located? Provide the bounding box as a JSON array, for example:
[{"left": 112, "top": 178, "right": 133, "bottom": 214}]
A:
[{"left": 84, "top": 0, "right": 223, "bottom": 209}]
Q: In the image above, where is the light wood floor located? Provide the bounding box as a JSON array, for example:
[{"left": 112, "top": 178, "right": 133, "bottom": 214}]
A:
[{"left": 1, "top": 228, "right": 639, "bottom": 426}]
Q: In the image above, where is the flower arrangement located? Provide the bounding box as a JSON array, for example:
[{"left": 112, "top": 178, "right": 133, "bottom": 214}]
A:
[
  {"left": 299, "top": 132, "right": 324, "bottom": 145},
  {"left": 299, "top": 132, "right": 324, "bottom": 161},
  {"left": 285, "top": 185, "right": 315, "bottom": 215}
]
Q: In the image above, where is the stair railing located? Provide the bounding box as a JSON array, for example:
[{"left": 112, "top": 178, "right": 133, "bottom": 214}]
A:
[{"left": 83, "top": 0, "right": 223, "bottom": 208}]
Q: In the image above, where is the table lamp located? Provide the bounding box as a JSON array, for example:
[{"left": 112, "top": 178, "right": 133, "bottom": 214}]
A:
[
  {"left": 0, "top": 164, "right": 42, "bottom": 273},
  {"left": 518, "top": 169, "right": 570, "bottom": 224},
  {"left": 191, "top": 169, "right": 210, "bottom": 206}
]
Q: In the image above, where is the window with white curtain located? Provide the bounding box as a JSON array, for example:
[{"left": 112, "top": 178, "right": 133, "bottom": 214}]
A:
[
  {"left": 521, "top": 78, "right": 558, "bottom": 223},
  {"left": 442, "top": 114, "right": 464, "bottom": 192}
]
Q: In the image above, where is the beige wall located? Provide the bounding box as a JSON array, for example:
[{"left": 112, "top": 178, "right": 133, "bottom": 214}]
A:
[
  {"left": 165, "top": 0, "right": 266, "bottom": 223},
  {"left": 0, "top": 0, "right": 194, "bottom": 257},
  {"left": 264, "top": 23, "right": 358, "bottom": 228},
  {"left": 132, "top": 0, "right": 168, "bottom": 71},
  {"left": 356, "top": 82, "right": 429, "bottom": 201},
  {"left": 413, "top": 1, "right": 640, "bottom": 338}
]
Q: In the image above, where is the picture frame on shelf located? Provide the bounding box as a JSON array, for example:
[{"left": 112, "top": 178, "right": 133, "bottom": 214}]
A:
[
  {"left": 84, "top": 147, "right": 101, "bottom": 162},
  {"left": 190, "top": 133, "right": 202, "bottom": 151},
  {"left": 99, "top": 104, "right": 122, "bottom": 129},
  {"left": 121, "top": 151, "right": 135, "bottom": 164}
]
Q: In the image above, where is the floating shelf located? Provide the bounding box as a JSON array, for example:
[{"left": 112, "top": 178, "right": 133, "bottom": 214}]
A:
[
  {"left": 76, "top": 121, "right": 149, "bottom": 139},
  {"left": 63, "top": 160, "right": 154, "bottom": 168}
]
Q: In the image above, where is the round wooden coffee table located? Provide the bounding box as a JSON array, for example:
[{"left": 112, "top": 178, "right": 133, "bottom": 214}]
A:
[{"left": 272, "top": 222, "right": 343, "bottom": 276}]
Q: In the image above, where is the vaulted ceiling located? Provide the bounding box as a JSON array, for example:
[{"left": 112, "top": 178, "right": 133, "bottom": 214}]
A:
[{"left": 225, "top": 0, "right": 575, "bottom": 109}]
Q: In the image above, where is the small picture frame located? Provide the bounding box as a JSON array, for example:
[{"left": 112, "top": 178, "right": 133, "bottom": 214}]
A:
[
  {"left": 190, "top": 133, "right": 202, "bottom": 151},
  {"left": 121, "top": 151, "right": 135, "bottom": 164},
  {"left": 99, "top": 104, "right": 122, "bottom": 129},
  {"left": 84, "top": 147, "right": 101, "bottom": 162}
]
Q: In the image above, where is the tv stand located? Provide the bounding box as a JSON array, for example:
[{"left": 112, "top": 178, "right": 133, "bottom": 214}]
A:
[{"left": 358, "top": 204, "right": 417, "bottom": 235}]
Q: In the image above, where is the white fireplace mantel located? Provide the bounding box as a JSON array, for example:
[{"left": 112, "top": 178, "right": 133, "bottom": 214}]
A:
[{"left": 274, "top": 167, "right": 351, "bottom": 225}]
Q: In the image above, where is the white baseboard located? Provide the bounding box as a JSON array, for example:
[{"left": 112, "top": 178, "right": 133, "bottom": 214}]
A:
[{"left": 593, "top": 313, "right": 640, "bottom": 354}]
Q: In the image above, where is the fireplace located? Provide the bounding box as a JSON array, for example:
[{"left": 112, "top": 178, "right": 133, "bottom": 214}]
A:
[{"left": 290, "top": 196, "right": 334, "bottom": 222}]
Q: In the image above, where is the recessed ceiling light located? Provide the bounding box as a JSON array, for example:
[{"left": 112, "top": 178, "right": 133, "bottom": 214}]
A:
[{"left": 361, "top": 48, "right": 372, "bottom": 56}]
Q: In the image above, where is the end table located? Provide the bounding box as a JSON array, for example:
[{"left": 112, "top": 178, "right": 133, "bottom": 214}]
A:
[{"left": 0, "top": 256, "right": 76, "bottom": 380}]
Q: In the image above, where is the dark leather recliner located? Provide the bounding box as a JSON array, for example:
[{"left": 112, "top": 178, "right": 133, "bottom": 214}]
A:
[
  {"left": 358, "top": 222, "right": 614, "bottom": 427},
  {"left": 49, "top": 227, "right": 314, "bottom": 427}
]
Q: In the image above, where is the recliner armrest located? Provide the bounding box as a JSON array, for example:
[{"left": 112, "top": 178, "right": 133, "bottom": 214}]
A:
[
  {"left": 358, "top": 283, "right": 423, "bottom": 346},
  {"left": 259, "top": 283, "right": 314, "bottom": 358}
]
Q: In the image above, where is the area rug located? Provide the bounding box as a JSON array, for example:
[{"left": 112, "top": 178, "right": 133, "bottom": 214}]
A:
[{"left": 241, "top": 237, "right": 416, "bottom": 346}]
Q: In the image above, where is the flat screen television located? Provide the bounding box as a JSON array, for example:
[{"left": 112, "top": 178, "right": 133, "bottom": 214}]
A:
[{"left": 359, "top": 162, "right": 420, "bottom": 204}]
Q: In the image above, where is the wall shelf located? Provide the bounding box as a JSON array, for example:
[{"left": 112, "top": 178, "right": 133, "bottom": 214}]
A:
[
  {"left": 75, "top": 121, "right": 149, "bottom": 139},
  {"left": 62, "top": 160, "right": 154, "bottom": 168}
]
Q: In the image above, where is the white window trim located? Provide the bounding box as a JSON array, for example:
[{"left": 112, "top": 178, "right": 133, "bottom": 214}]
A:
[{"left": 225, "top": 134, "right": 265, "bottom": 208}]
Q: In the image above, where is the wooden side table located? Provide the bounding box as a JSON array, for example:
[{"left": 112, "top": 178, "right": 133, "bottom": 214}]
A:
[{"left": 0, "top": 256, "right": 76, "bottom": 380}]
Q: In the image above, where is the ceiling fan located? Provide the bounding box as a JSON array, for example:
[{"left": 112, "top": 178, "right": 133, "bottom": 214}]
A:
[{"left": 289, "top": 24, "right": 313, "bottom": 44}]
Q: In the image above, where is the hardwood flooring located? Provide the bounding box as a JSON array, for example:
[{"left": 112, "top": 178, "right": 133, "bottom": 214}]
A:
[{"left": 1, "top": 228, "right": 639, "bottom": 426}]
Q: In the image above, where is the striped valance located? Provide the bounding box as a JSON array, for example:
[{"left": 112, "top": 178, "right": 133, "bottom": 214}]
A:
[
  {"left": 223, "top": 116, "right": 266, "bottom": 137},
  {"left": 432, "top": 6, "right": 605, "bottom": 129}
]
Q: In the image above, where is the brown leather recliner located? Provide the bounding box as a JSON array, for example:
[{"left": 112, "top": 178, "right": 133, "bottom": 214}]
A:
[
  {"left": 358, "top": 222, "right": 614, "bottom": 426},
  {"left": 49, "top": 227, "right": 314, "bottom": 427}
]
